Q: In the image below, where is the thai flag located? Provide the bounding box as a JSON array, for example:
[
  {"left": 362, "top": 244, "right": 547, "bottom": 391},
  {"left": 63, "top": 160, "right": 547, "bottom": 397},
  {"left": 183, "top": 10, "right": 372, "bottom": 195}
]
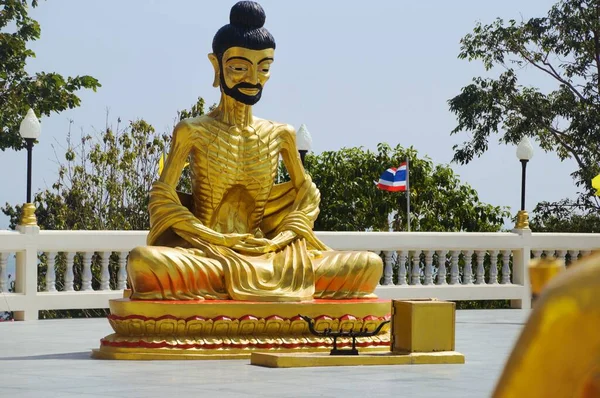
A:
[{"left": 376, "top": 162, "right": 407, "bottom": 192}]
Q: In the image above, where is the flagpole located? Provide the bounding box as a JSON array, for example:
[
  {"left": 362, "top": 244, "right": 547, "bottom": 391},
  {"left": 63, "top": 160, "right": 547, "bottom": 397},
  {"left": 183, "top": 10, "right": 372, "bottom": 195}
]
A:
[{"left": 406, "top": 157, "right": 410, "bottom": 232}]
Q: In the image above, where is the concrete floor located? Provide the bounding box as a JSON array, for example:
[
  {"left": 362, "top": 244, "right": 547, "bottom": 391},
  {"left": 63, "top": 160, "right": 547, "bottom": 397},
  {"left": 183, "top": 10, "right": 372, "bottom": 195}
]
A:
[{"left": 0, "top": 310, "right": 529, "bottom": 398}]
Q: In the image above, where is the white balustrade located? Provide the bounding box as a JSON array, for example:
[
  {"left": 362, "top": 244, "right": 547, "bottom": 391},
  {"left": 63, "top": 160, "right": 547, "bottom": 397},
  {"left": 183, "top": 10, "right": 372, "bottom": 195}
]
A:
[{"left": 0, "top": 229, "right": 599, "bottom": 320}]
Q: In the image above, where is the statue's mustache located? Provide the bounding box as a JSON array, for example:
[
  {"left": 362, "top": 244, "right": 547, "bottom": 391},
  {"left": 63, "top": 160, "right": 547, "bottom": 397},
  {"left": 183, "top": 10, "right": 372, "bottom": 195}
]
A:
[{"left": 234, "top": 82, "right": 262, "bottom": 91}]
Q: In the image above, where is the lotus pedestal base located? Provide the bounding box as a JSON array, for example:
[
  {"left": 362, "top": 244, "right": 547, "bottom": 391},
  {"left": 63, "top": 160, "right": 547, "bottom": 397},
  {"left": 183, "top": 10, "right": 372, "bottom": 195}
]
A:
[{"left": 92, "top": 298, "right": 391, "bottom": 360}]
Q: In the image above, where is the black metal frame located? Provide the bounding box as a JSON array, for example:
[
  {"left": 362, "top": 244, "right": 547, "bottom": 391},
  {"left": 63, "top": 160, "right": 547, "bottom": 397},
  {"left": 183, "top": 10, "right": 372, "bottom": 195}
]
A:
[{"left": 299, "top": 314, "right": 390, "bottom": 356}]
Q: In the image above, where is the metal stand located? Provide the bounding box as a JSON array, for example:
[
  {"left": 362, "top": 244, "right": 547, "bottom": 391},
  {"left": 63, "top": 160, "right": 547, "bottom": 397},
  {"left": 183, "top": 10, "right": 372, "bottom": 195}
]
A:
[{"left": 299, "top": 314, "right": 390, "bottom": 356}]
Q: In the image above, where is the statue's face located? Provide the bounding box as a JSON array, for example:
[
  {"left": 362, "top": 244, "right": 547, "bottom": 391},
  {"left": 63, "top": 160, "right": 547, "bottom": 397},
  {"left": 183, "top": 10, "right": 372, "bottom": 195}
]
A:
[{"left": 210, "top": 47, "right": 274, "bottom": 105}]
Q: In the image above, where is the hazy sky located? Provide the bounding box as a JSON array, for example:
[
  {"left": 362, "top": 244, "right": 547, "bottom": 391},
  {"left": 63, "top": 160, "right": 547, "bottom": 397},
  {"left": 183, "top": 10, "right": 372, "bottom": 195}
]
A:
[{"left": 0, "top": 0, "right": 576, "bottom": 229}]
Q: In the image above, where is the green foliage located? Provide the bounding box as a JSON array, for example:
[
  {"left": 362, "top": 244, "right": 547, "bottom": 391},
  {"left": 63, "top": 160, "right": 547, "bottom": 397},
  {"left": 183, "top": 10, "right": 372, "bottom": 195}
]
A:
[
  {"left": 530, "top": 199, "right": 600, "bottom": 232},
  {"left": 449, "top": 0, "right": 600, "bottom": 225},
  {"left": 303, "top": 143, "right": 509, "bottom": 232},
  {"left": 0, "top": 0, "right": 101, "bottom": 151}
]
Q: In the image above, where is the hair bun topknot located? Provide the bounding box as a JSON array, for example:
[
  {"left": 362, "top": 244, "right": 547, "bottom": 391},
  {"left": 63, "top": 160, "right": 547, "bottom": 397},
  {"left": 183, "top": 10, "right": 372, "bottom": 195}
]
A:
[{"left": 230, "top": 1, "right": 266, "bottom": 29}]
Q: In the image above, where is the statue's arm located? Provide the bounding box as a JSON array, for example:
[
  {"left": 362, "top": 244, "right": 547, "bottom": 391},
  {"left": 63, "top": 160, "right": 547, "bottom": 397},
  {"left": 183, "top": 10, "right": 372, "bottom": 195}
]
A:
[
  {"left": 153, "top": 121, "right": 250, "bottom": 247},
  {"left": 158, "top": 121, "right": 191, "bottom": 186},
  {"left": 279, "top": 124, "right": 307, "bottom": 191}
]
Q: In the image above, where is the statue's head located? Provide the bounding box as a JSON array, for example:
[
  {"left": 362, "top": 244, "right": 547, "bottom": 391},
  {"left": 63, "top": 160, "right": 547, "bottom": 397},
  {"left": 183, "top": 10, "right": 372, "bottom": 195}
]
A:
[{"left": 209, "top": 1, "right": 276, "bottom": 105}]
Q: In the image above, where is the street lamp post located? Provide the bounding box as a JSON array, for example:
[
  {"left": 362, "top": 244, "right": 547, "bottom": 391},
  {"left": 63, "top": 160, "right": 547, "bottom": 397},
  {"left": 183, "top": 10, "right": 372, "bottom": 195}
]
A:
[
  {"left": 515, "top": 137, "right": 534, "bottom": 229},
  {"left": 19, "top": 108, "right": 41, "bottom": 226},
  {"left": 296, "top": 124, "right": 312, "bottom": 166}
]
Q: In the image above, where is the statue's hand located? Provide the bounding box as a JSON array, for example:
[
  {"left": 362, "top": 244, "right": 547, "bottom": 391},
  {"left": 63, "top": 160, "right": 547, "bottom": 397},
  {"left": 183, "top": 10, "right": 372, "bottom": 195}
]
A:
[
  {"left": 242, "top": 231, "right": 297, "bottom": 252},
  {"left": 220, "top": 233, "right": 254, "bottom": 247}
]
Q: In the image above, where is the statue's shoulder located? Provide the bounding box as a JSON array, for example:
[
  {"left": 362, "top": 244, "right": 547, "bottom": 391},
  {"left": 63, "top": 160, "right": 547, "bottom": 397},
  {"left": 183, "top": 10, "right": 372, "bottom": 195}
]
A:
[
  {"left": 253, "top": 117, "right": 295, "bottom": 139},
  {"left": 172, "top": 115, "right": 214, "bottom": 140}
]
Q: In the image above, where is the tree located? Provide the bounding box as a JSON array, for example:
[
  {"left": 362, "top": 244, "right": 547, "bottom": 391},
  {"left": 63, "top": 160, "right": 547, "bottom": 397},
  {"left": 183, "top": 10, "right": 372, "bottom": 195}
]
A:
[
  {"left": 448, "top": 0, "right": 600, "bottom": 229},
  {"left": 1, "top": 0, "right": 100, "bottom": 151},
  {"left": 303, "top": 143, "right": 509, "bottom": 232},
  {"left": 2, "top": 97, "right": 207, "bottom": 230},
  {"left": 1, "top": 98, "right": 205, "bottom": 319}
]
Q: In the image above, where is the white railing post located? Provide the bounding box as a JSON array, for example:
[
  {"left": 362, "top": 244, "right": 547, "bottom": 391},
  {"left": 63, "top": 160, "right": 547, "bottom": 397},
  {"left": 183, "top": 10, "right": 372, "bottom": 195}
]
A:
[
  {"left": 424, "top": 250, "right": 434, "bottom": 285},
  {"left": 488, "top": 250, "right": 499, "bottom": 284},
  {"left": 117, "top": 251, "right": 129, "bottom": 290},
  {"left": 82, "top": 252, "right": 93, "bottom": 291},
  {"left": 475, "top": 250, "right": 486, "bottom": 285},
  {"left": 45, "top": 252, "right": 57, "bottom": 292},
  {"left": 64, "top": 252, "right": 75, "bottom": 291},
  {"left": 511, "top": 229, "right": 532, "bottom": 309},
  {"left": 99, "top": 251, "right": 111, "bottom": 291},
  {"left": 450, "top": 250, "right": 460, "bottom": 285},
  {"left": 411, "top": 251, "right": 421, "bottom": 285},
  {"left": 436, "top": 250, "right": 447, "bottom": 285},
  {"left": 0, "top": 252, "right": 8, "bottom": 292},
  {"left": 463, "top": 250, "right": 473, "bottom": 285},
  {"left": 14, "top": 225, "right": 40, "bottom": 321},
  {"left": 382, "top": 251, "right": 394, "bottom": 285},
  {"left": 397, "top": 250, "right": 408, "bottom": 285}
]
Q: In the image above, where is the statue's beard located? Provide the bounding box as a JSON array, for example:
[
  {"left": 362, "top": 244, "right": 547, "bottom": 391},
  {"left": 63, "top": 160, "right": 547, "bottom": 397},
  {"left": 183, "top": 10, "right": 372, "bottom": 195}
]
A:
[{"left": 220, "top": 74, "right": 263, "bottom": 106}]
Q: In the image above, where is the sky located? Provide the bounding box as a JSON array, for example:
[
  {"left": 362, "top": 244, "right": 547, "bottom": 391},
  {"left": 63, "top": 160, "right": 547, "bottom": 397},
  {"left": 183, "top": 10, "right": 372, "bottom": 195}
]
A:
[{"left": 0, "top": 0, "right": 578, "bottom": 230}]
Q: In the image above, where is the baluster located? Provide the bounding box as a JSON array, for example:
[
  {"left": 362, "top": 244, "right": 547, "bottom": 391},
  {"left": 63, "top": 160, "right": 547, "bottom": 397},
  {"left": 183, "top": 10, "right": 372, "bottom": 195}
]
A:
[
  {"left": 449, "top": 250, "right": 460, "bottom": 285},
  {"left": 397, "top": 250, "right": 408, "bottom": 285},
  {"left": 64, "top": 252, "right": 75, "bottom": 291},
  {"left": 45, "top": 252, "right": 57, "bottom": 292},
  {"left": 0, "top": 253, "right": 8, "bottom": 292},
  {"left": 462, "top": 250, "right": 473, "bottom": 285},
  {"left": 555, "top": 250, "right": 567, "bottom": 267},
  {"left": 424, "top": 250, "right": 434, "bottom": 285},
  {"left": 82, "top": 252, "right": 93, "bottom": 291},
  {"left": 532, "top": 250, "right": 543, "bottom": 259},
  {"left": 501, "top": 250, "right": 511, "bottom": 284},
  {"left": 382, "top": 251, "right": 394, "bottom": 285},
  {"left": 117, "top": 251, "right": 129, "bottom": 290},
  {"left": 436, "top": 250, "right": 448, "bottom": 285},
  {"left": 488, "top": 250, "right": 499, "bottom": 284},
  {"left": 411, "top": 251, "right": 421, "bottom": 285},
  {"left": 567, "top": 250, "right": 579, "bottom": 266},
  {"left": 581, "top": 250, "right": 591, "bottom": 259},
  {"left": 475, "top": 250, "right": 486, "bottom": 285},
  {"left": 100, "top": 251, "right": 111, "bottom": 291}
]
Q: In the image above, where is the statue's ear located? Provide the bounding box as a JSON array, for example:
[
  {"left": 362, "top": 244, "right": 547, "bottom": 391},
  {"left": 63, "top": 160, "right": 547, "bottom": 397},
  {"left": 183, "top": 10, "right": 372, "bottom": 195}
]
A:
[{"left": 208, "top": 53, "right": 220, "bottom": 88}]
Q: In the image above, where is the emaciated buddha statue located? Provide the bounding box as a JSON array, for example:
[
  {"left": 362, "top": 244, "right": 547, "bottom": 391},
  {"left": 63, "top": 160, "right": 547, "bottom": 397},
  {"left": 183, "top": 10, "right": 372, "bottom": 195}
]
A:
[{"left": 127, "top": 1, "right": 382, "bottom": 302}]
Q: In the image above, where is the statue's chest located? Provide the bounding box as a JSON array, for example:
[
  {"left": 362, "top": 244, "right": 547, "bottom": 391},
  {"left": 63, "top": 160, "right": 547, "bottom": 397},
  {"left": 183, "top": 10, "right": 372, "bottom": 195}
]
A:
[{"left": 194, "top": 133, "right": 277, "bottom": 187}]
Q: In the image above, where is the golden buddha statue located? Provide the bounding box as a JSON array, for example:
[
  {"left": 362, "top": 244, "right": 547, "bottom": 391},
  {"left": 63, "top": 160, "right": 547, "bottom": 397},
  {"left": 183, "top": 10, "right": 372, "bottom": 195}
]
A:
[{"left": 126, "top": 1, "right": 382, "bottom": 302}]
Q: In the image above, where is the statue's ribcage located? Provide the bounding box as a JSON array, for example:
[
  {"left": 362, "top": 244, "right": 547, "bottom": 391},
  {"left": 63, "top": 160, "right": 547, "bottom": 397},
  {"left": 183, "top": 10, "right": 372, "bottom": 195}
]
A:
[{"left": 190, "top": 131, "right": 281, "bottom": 231}]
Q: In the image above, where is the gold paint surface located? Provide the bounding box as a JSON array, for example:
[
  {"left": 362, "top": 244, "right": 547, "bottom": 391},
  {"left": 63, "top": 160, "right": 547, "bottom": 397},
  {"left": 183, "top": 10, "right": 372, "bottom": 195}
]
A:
[
  {"left": 391, "top": 299, "right": 456, "bottom": 353},
  {"left": 514, "top": 210, "right": 530, "bottom": 230},
  {"left": 528, "top": 257, "right": 564, "bottom": 296},
  {"left": 250, "top": 351, "right": 465, "bottom": 368},
  {"left": 493, "top": 253, "right": 600, "bottom": 398},
  {"left": 19, "top": 203, "right": 37, "bottom": 226},
  {"left": 127, "top": 44, "right": 382, "bottom": 302},
  {"left": 93, "top": 298, "right": 392, "bottom": 359}
]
